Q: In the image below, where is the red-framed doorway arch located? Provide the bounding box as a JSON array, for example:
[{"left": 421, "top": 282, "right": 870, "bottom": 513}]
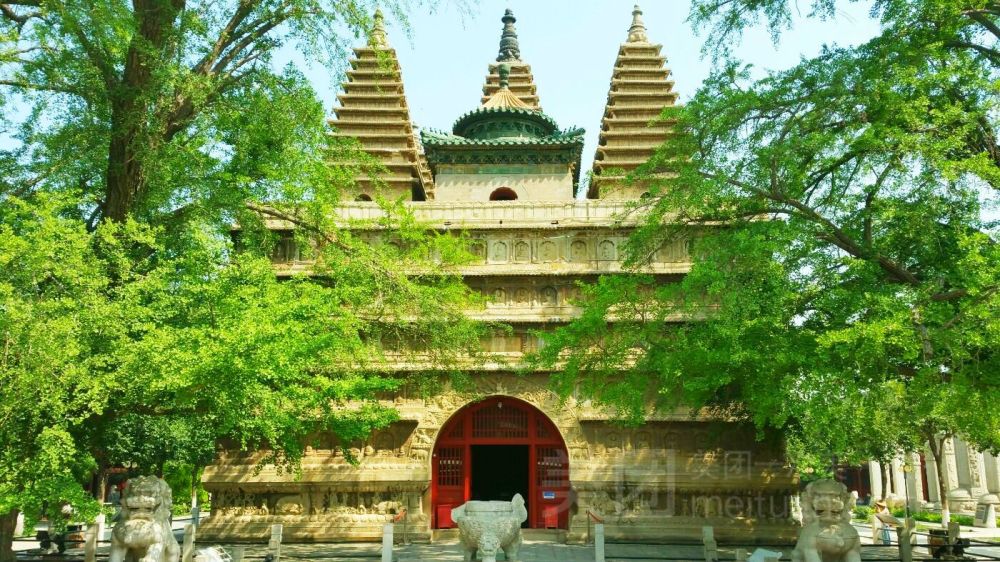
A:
[{"left": 431, "top": 396, "right": 570, "bottom": 530}]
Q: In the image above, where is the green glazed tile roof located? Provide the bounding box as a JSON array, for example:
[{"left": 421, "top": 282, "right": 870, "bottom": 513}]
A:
[{"left": 421, "top": 126, "right": 584, "bottom": 147}]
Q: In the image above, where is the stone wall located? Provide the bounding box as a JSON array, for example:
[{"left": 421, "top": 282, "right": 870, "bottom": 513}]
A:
[{"left": 200, "top": 373, "right": 797, "bottom": 543}]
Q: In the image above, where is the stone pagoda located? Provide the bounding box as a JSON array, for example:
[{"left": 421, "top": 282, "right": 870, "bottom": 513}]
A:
[
  {"left": 328, "top": 9, "right": 434, "bottom": 201},
  {"left": 200, "top": 6, "right": 798, "bottom": 545}
]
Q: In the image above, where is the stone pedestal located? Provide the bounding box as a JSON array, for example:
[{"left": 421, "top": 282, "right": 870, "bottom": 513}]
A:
[{"left": 975, "top": 496, "right": 998, "bottom": 529}]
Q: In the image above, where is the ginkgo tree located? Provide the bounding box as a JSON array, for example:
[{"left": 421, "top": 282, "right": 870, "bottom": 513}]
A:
[
  {"left": 0, "top": 2, "right": 481, "bottom": 560},
  {"left": 532, "top": 0, "right": 1000, "bottom": 525}
]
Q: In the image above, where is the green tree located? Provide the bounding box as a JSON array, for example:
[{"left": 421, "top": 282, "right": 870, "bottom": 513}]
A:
[
  {"left": 532, "top": 0, "right": 999, "bottom": 525},
  {"left": 0, "top": 2, "right": 481, "bottom": 560}
]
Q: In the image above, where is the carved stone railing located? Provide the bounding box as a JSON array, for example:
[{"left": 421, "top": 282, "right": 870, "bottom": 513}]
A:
[{"left": 324, "top": 199, "right": 648, "bottom": 229}]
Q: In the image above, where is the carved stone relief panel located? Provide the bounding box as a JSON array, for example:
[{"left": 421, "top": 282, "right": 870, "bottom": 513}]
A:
[
  {"left": 491, "top": 241, "right": 508, "bottom": 262},
  {"left": 598, "top": 239, "right": 617, "bottom": 261},
  {"left": 540, "top": 286, "right": 558, "bottom": 307},
  {"left": 539, "top": 240, "right": 557, "bottom": 262},
  {"left": 514, "top": 240, "right": 531, "bottom": 262},
  {"left": 658, "top": 239, "right": 689, "bottom": 262},
  {"left": 570, "top": 239, "right": 589, "bottom": 262},
  {"left": 514, "top": 287, "right": 531, "bottom": 305},
  {"left": 491, "top": 287, "right": 507, "bottom": 306}
]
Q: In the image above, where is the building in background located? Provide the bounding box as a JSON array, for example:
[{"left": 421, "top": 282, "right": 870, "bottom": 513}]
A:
[
  {"left": 844, "top": 438, "right": 1000, "bottom": 517},
  {"left": 200, "top": 6, "right": 798, "bottom": 543}
]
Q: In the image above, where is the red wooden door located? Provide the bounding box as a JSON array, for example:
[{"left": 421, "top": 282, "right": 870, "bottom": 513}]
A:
[{"left": 431, "top": 397, "right": 569, "bottom": 529}]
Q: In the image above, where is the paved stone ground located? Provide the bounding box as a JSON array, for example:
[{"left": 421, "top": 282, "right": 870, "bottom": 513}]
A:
[
  {"left": 201, "top": 540, "right": 923, "bottom": 562},
  {"left": 16, "top": 519, "right": 1000, "bottom": 562}
]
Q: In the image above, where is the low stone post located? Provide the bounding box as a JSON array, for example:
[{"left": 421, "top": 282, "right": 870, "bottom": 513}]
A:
[
  {"left": 230, "top": 546, "right": 245, "bottom": 562},
  {"left": 381, "top": 523, "right": 393, "bottom": 562},
  {"left": 181, "top": 524, "right": 196, "bottom": 562},
  {"left": 947, "top": 521, "right": 960, "bottom": 545},
  {"left": 702, "top": 526, "right": 719, "bottom": 562},
  {"left": 268, "top": 524, "right": 283, "bottom": 562},
  {"left": 975, "top": 501, "right": 997, "bottom": 528},
  {"left": 896, "top": 518, "right": 915, "bottom": 562},
  {"left": 735, "top": 548, "right": 747, "bottom": 562},
  {"left": 94, "top": 513, "right": 106, "bottom": 543},
  {"left": 594, "top": 523, "right": 605, "bottom": 562},
  {"left": 83, "top": 525, "right": 98, "bottom": 562},
  {"left": 13, "top": 512, "right": 24, "bottom": 537}
]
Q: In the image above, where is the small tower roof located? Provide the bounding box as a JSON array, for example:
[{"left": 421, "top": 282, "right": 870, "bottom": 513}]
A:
[
  {"left": 496, "top": 8, "right": 521, "bottom": 62},
  {"left": 627, "top": 4, "right": 648, "bottom": 43},
  {"left": 368, "top": 8, "right": 390, "bottom": 49},
  {"left": 480, "top": 9, "right": 541, "bottom": 110},
  {"left": 482, "top": 64, "right": 530, "bottom": 109},
  {"left": 589, "top": 3, "right": 680, "bottom": 199},
  {"left": 329, "top": 11, "right": 434, "bottom": 200}
]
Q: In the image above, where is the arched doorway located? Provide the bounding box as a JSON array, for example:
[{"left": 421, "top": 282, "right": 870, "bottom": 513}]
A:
[
  {"left": 489, "top": 187, "right": 518, "bottom": 201},
  {"left": 432, "top": 396, "right": 570, "bottom": 530}
]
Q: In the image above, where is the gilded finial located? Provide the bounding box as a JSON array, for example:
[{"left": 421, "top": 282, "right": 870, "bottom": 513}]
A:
[
  {"left": 368, "top": 8, "right": 390, "bottom": 49},
  {"left": 498, "top": 63, "right": 511, "bottom": 89},
  {"left": 496, "top": 9, "right": 521, "bottom": 62},
  {"left": 627, "top": 4, "right": 648, "bottom": 43}
]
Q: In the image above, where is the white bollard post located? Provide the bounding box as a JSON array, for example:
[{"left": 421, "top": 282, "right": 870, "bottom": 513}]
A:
[
  {"left": 702, "top": 525, "right": 719, "bottom": 562},
  {"left": 594, "top": 523, "right": 606, "bottom": 562},
  {"left": 896, "top": 517, "right": 915, "bottom": 562},
  {"left": 83, "top": 525, "right": 98, "bottom": 562},
  {"left": 94, "top": 513, "right": 106, "bottom": 544},
  {"left": 13, "top": 512, "right": 24, "bottom": 537},
  {"left": 181, "top": 524, "right": 196, "bottom": 562},
  {"left": 268, "top": 524, "right": 283, "bottom": 562},
  {"left": 381, "top": 523, "right": 393, "bottom": 562},
  {"left": 230, "top": 546, "right": 245, "bottom": 562}
]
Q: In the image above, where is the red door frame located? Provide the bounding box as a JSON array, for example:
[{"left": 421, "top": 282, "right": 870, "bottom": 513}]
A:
[{"left": 431, "top": 396, "right": 570, "bottom": 529}]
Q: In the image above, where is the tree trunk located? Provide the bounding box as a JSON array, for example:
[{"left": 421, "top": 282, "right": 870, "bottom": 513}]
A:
[
  {"left": 190, "top": 466, "right": 198, "bottom": 511},
  {"left": 103, "top": 119, "right": 145, "bottom": 222},
  {"left": 101, "top": 0, "right": 186, "bottom": 223},
  {"left": 0, "top": 509, "right": 18, "bottom": 562},
  {"left": 881, "top": 462, "right": 891, "bottom": 501},
  {"left": 927, "top": 434, "right": 950, "bottom": 527},
  {"left": 97, "top": 464, "right": 109, "bottom": 503}
]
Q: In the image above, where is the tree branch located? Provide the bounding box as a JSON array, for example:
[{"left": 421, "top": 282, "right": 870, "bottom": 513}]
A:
[
  {"left": 966, "top": 11, "right": 1000, "bottom": 42},
  {"left": 0, "top": 79, "right": 80, "bottom": 95},
  {"left": 944, "top": 40, "right": 1000, "bottom": 63},
  {"left": 192, "top": 0, "right": 260, "bottom": 75},
  {"left": 0, "top": 3, "right": 40, "bottom": 27},
  {"left": 56, "top": 7, "right": 118, "bottom": 90}
]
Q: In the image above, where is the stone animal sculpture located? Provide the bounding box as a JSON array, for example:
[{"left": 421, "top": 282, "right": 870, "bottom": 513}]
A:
[
  {"left": 452, "top": 494, "right": 528, "bottom": 562},
  {"left": 109, "top": 476, "right": 181, "bottom": 562},
  {"left": 791, "top": 479, "right": 862, "bottom": 562}
]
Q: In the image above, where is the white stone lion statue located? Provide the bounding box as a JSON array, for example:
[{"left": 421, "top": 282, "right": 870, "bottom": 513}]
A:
[
  {"left": 791, "top": 479, "right": 861, "bottom": 562},
  {"left": 109, "top": 476, "right": 180, "bottom": 562}
]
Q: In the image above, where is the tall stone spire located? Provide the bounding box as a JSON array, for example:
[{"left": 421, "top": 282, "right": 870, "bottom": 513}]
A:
[
  {"left": 481, "top": 9, "right": 540, "bottom": 110},
  {"left": 589, "top": 4, "right": 679, "bottom": 199},
  {"left": 496, "top": 8, "right": 521, "bottom": 62},
  {"left": 330, "top": 12, "right": 434, "bottom": 200},
  {"left": 627, "top": 4, "right": 648, "bottom": 43},
  {"left": 367, "top": 8, "right": 390, "bottom": 49}
]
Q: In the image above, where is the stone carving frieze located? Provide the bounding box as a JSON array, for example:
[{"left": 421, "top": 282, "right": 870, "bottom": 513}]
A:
[
  {"left": 212, "top": 489, "right": 424, "bottom": 523},
  {"left": 577, "top": 488, "right": 793, "bottom": 522}
]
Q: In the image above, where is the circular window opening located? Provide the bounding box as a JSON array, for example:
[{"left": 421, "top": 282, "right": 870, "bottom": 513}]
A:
[
  {"left": 489, "top": 187, "right": 518, "bottom": 201},
  {"left": 355, "top": 193, "right": 373, "bottom": 202}
]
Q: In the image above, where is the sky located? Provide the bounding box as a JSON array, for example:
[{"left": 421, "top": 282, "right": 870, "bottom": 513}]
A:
[{"left": 290, "top": 0, "right": 885, "bottom": 175}]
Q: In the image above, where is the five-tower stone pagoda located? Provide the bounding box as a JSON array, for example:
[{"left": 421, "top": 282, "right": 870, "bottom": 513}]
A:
[{"left": 200, "top": 6, "right": 798, "bottom": 544}]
